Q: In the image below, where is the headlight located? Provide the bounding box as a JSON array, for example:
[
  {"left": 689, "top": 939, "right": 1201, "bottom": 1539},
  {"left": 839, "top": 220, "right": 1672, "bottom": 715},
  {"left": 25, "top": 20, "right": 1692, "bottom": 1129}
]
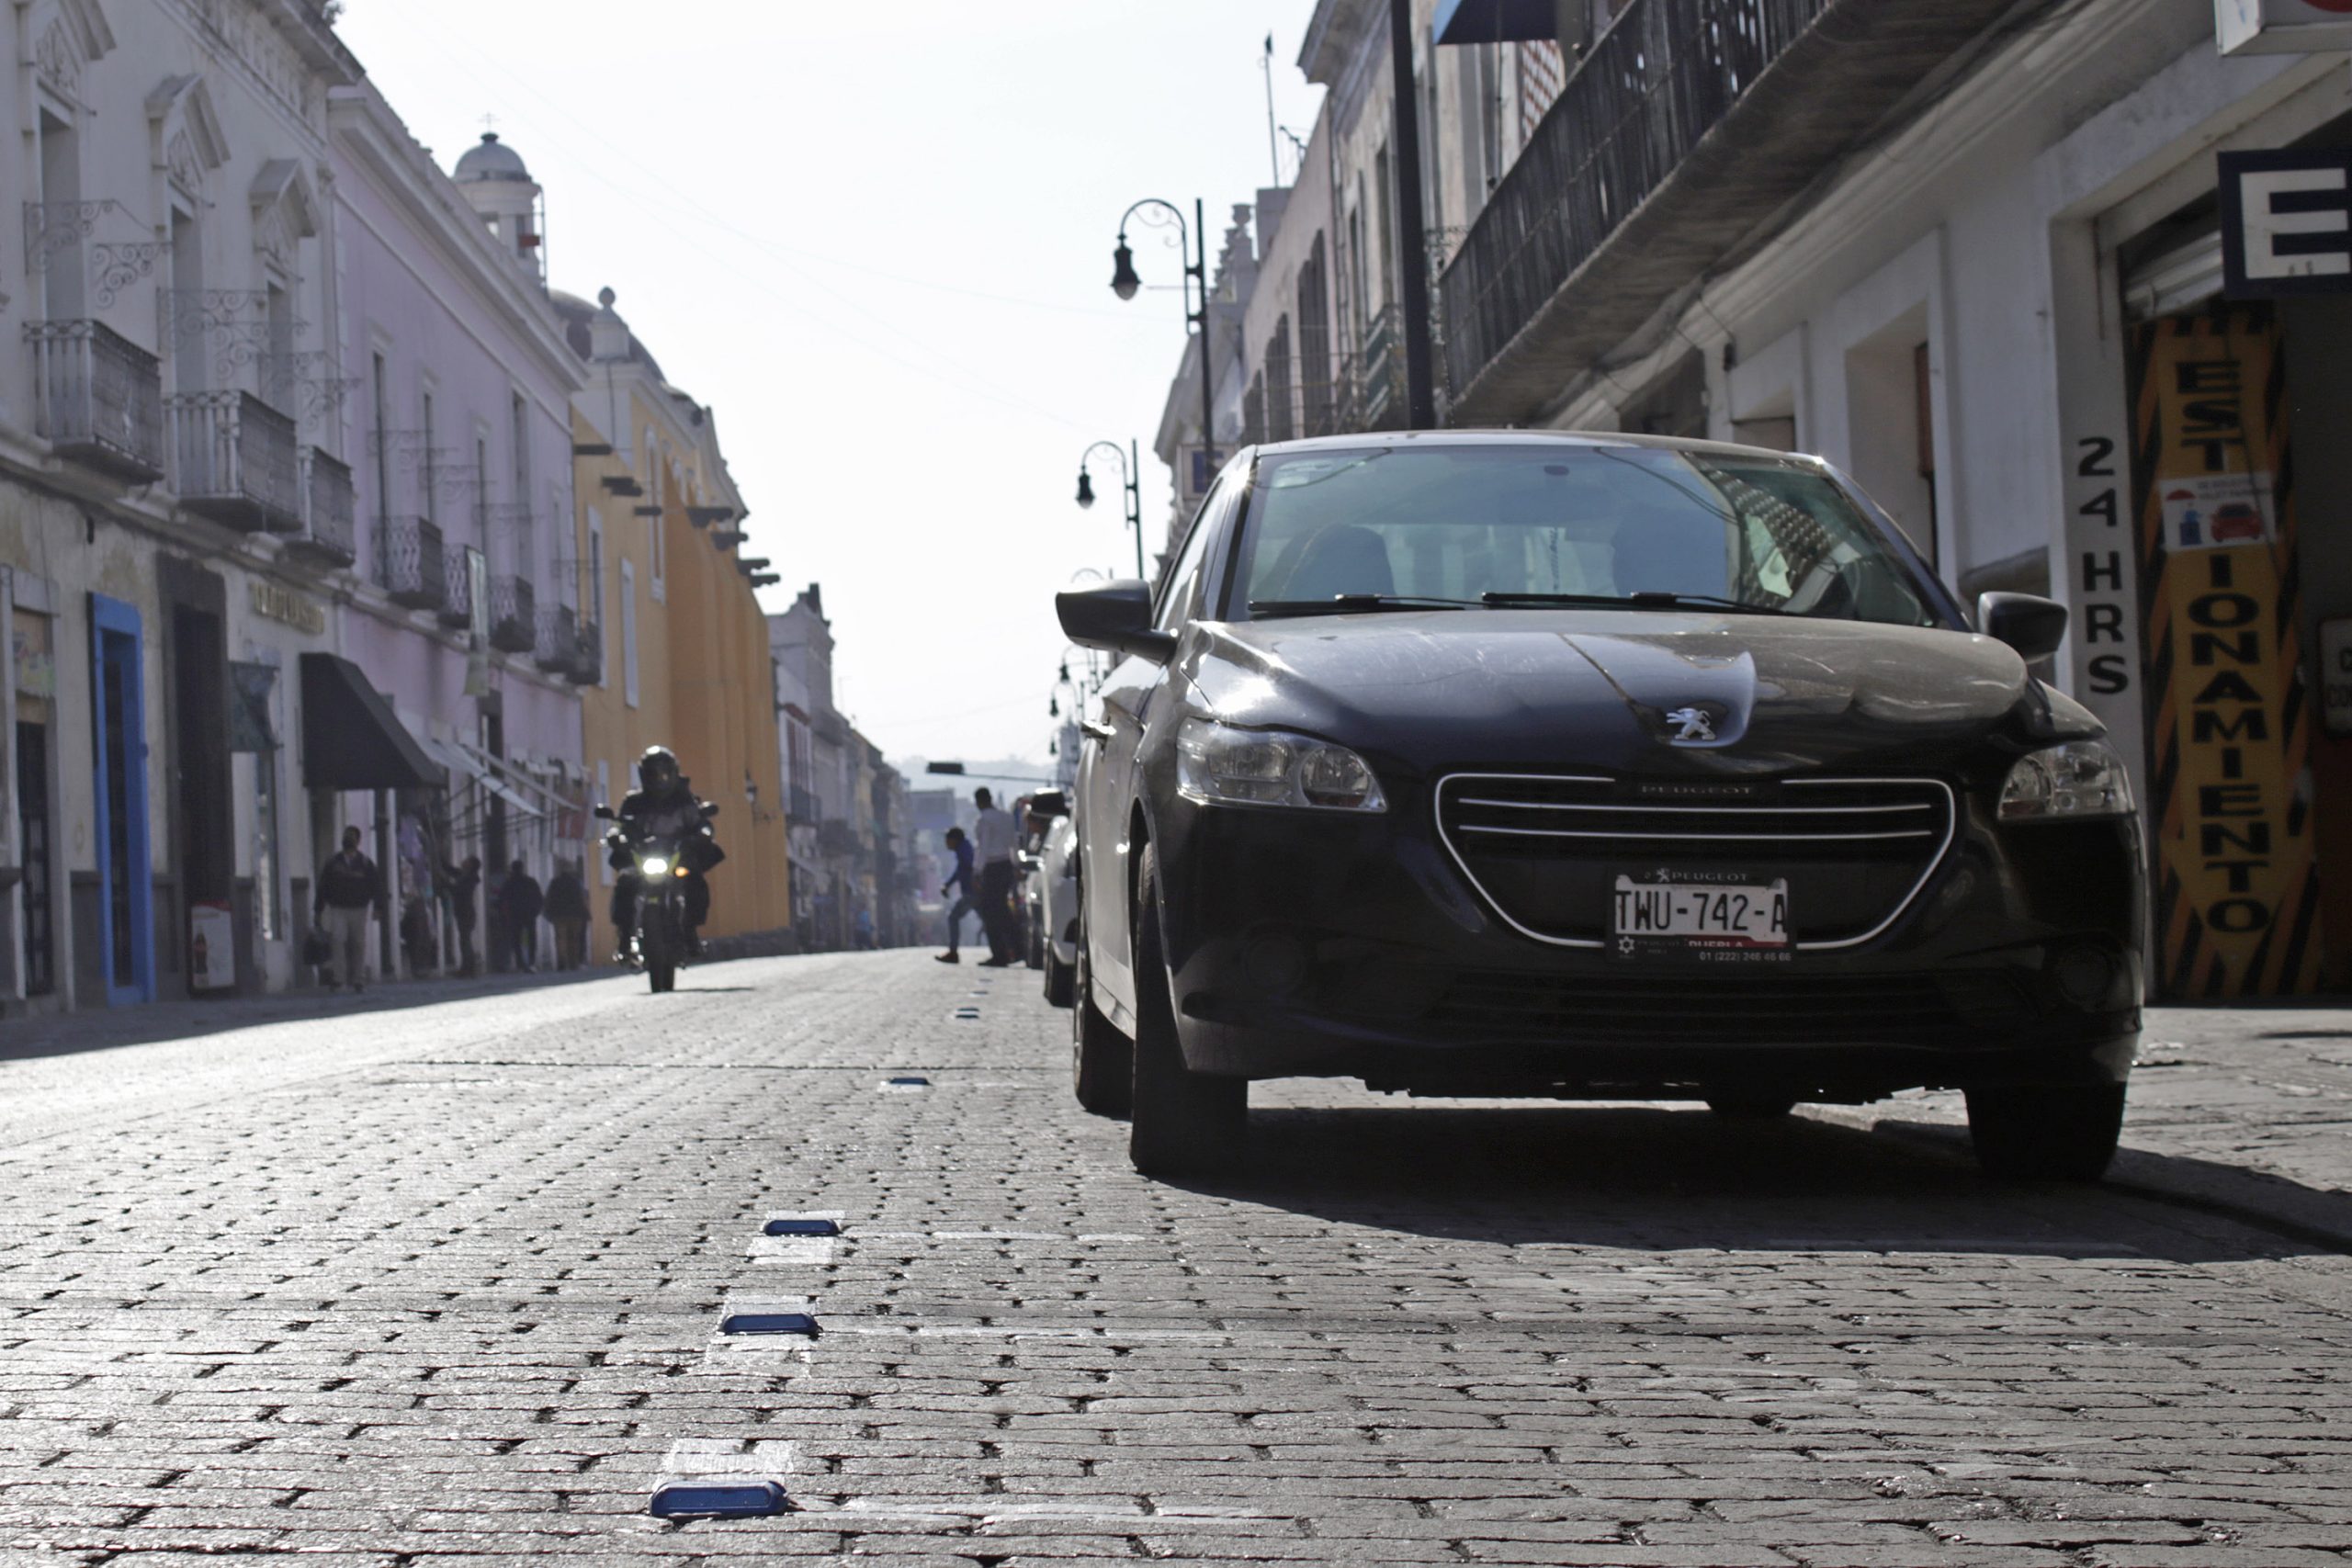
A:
[
  {"left": 1177, "top": 717, "right": 1386, "bottom": 812},
  {"left": 642, "top": 855, "right": 671, "bottom": 874},
  {"left": 1999, "top": 740, "right": 2134, "bottom": 821}
]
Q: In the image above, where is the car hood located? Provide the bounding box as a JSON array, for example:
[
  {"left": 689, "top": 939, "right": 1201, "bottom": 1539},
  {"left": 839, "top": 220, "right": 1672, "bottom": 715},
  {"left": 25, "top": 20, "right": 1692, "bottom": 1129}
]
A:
[{"left": 1181, "top": 610, "right": 2049, "bottom": 775}]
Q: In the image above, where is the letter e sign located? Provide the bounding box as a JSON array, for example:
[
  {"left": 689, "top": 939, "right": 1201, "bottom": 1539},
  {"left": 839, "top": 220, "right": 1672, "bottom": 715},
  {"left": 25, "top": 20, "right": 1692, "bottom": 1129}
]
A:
[{"left": 2221, "top": 149, "right": 2352, "bottom": 297}]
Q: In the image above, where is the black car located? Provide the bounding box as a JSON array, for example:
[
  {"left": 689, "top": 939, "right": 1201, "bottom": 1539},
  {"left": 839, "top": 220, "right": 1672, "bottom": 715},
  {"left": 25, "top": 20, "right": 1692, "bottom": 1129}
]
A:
[{"left": 1057, "top": 433, "right": 2143, "bottom": 1181}]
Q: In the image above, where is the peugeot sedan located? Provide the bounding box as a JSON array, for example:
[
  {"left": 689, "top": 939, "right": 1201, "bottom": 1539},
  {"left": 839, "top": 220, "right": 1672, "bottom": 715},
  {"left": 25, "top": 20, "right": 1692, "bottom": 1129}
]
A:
[{"left": 1057, "top": 433, "right": 2143, "bottom": 1180}]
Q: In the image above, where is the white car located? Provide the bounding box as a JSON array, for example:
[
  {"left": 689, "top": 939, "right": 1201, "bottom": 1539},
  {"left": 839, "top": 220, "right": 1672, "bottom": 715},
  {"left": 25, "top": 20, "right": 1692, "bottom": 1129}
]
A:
[{"left": 1036, "top": 813, "right": 1080, "bottom": 1007}]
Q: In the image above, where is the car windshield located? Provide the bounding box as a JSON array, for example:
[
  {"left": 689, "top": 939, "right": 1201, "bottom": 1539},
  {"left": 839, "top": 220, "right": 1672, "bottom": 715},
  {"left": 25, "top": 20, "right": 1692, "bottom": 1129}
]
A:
[{"left": 1236, "top": 445, "right": 1943, "bottom": 627}]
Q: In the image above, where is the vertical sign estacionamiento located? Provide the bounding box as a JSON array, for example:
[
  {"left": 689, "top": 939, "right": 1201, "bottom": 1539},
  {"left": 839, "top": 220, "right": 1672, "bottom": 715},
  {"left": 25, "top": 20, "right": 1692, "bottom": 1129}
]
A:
[{"left": 2131, "top": 303, "right": 2325, "bottom": 997}]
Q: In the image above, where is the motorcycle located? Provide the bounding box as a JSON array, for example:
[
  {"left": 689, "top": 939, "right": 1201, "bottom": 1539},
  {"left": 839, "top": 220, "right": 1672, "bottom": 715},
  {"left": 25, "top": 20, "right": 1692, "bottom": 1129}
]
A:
[{"left": 595, "top": 801, "right": 719, "bottom": 994}]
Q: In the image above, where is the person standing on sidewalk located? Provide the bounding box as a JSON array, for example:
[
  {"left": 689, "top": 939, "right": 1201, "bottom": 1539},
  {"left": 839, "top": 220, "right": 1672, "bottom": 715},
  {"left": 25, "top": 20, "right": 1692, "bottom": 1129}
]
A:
[
  {"left": 313, "top": 826, "right": 382, "bottom": 993},
  {"left": 971, "top": 787, "right": 1019, "bottom": 967},
  {"left": 442, "top": 854, "right": 482, "bottom": 976},
  {"left": 935, "top": 826, "right": 978, "bottom": 964},
  {"left": 544, "top": 862, "right": 590, "bottom": 971},
  {"left": 503, "top": 860, "right": 545, "bottom": 973}
]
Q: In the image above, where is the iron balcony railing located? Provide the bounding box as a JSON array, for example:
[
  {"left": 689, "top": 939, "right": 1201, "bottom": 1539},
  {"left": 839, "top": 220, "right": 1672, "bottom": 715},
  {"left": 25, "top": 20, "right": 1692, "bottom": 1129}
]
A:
[
  {"left": 1241, "top": 341, "right": 1410, "bottom": 445},
  {"left": 534, "top": 604, "right": 578, "bottom": 673},
  {"left": 25, "top": 319, "right": 166, "bottom": 480},
  {"left": 439, "top": 545, "right": 475, "bottom": 628},
  {"left": 167, "top": 389, "right": 301, "bottom": 532},
  {"left": 787, "top": 785, "right": 819, "bottom": 825},
  {"left": 376, "top": 517, "right": 445, "bottom": 610},
  {"left": 285, "top": 448, "right": 356, "bottom": 569},
  {"left": 489, "top": 574, "right": 536, "bottom": 654},
  {"left": 1438, "top": 0, "right": 1827, "bottom": 400},
  {"left": 567, "top": 618, "right": 603, "bottom": 685}
]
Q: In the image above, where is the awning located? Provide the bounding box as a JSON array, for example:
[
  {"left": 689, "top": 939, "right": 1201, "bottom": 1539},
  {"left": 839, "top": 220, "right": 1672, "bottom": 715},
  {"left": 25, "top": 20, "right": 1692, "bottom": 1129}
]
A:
[
  {"left": 423, "top": 736, "right": 538, "bottom": 816},
  {"left": 299, "top": 653, "right": 444, "bottom": 791},
  {"left": 1432, "top": 0, "right": 1557, "bottom": 44}
]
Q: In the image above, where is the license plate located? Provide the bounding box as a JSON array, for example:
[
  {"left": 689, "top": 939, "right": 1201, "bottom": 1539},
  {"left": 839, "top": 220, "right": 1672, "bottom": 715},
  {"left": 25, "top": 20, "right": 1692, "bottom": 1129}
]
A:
[{"left": 1611, "top": 873, "right": 1791, "bottom": 961}]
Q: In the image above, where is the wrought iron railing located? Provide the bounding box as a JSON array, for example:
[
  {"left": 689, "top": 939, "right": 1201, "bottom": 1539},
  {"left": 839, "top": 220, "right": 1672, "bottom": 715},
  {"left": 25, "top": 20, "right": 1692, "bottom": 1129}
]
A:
[
  {"left": 377, "top": 517, "right": 446, "bottom": 610},
  {"left": 1437, "top": 0, "right": 1827, "bottom": 397},
  {"left": 439, "top": 546, "right": 476, "bottom": 628},
  {"left": 534, "top": 604, "right": 578, "bottom": 672},
  {"left": 489, "top": 574, "right": 536, "bottom": 653},
  {"left": 167, "top": 389, "right": 301, "bottom": 532},
  {"left": 285, "top": 448, "right": 356, "bottom": 568},
  {"left": 25, "top": 319, "right": 165, "bottom": 480}
]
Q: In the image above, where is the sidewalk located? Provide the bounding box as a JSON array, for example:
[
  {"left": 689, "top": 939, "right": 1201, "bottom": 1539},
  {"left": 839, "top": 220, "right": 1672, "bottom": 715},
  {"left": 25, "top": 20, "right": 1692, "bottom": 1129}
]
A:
[
  {"left": 0, "top": 962, "right": 606, "bottom": 1064},
  {"left": 1820, "top": 999, "right": 2352, "bottom": 1248}
]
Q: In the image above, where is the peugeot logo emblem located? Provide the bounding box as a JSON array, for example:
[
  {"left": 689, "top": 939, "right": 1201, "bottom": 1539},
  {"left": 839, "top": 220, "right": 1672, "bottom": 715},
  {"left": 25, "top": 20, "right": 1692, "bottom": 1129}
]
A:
[{"left": 1664, "top": 706, "right": 1717, "bottom": 745}]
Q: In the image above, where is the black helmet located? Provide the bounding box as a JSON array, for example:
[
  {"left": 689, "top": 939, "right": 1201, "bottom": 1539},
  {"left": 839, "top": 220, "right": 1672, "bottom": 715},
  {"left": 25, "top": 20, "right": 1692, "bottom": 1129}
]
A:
[{"left": 639, "top": 746, "right": 682, "bottom": 793}]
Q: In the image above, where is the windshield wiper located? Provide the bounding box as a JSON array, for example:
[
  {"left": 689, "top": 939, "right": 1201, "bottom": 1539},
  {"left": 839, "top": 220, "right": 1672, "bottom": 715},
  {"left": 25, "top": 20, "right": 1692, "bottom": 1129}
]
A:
[
  {"left": 1249, "top": 594, "right": 1475, "bottom": 618},
  {"left": 1480, "top": 591, "right": 1791, "bottom": 616}
]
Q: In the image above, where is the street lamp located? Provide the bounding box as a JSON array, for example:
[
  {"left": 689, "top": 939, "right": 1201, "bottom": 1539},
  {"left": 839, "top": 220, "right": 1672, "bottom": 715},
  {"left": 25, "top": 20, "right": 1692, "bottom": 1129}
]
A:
[
  {"left": 1109, "top": 197, "right": 1216, "bottom": 481},
  {"left": 1075, "top": 438, "right": 1145, "bottom": 580}
]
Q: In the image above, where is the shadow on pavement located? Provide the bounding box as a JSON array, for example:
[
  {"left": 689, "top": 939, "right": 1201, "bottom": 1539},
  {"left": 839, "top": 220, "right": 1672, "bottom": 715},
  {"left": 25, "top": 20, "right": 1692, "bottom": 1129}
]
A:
[{"left": 1162, "top": 1100, "right": 2343, "bottom": 1264}]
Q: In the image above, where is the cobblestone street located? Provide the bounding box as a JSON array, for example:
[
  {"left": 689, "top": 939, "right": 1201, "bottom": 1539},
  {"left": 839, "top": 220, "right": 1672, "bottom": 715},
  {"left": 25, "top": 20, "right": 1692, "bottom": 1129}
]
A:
[{"left": 5, "top": 954, "right": 2351, "bottom": 1566}]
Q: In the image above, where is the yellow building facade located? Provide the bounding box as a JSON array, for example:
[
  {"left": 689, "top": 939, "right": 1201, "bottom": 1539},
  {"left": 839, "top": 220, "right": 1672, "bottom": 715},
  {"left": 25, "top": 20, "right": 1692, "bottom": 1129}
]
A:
[{"left": 558, "top": 289, "right": 789, "bottom": 954}]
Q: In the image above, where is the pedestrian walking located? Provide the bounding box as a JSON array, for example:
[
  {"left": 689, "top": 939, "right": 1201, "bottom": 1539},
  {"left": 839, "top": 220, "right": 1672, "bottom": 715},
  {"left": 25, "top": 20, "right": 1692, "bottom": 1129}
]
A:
[
  {"left": 312, "top": 826, "right": 382, "bottom": 992},
  {"left": 442, "top": 854, "right": 482, "bottom": 976},
  {"left": 971, "top": 787, "right": 1019, "bottom": 967},
  {"left": 935, "top": 825, "right": 978, "bottom": 964},
  {"left": 545, "top": 862, "right": 590, "bottom": 971},
  {"left": 503, "top": 859, "right": 544, "bottom": 973}
]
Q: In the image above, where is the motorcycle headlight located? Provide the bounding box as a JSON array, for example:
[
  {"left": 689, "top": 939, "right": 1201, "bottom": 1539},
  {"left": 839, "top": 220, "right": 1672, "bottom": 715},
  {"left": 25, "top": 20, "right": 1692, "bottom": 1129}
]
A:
[
  {"left": 642, "top": 855, "right": 671, "bottom": 874},
  {"left": 1999, "top": 739, "right": 2134, "bottom": 821},
  {"left": 1177, "top": 717, "right": 1386, "bottom": 812}
]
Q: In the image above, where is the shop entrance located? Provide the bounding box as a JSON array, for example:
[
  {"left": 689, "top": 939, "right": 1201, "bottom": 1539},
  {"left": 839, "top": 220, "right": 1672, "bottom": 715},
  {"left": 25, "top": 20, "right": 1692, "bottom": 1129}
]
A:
[{"left": 89, "top": 593, "right": 153, "bottom": 1005}]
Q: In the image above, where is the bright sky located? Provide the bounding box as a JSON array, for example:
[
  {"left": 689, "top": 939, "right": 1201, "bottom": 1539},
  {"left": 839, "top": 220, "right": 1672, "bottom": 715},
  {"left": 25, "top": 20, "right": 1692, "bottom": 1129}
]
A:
[{"left": 334, "top": 2, "right": 1325, "bottom": 770}]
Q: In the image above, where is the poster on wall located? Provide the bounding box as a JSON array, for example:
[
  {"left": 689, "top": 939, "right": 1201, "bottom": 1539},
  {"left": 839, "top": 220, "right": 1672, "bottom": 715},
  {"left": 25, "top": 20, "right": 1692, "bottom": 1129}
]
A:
[{"left": 2132, "top": 303, "right": 2325, "bottom": 997}]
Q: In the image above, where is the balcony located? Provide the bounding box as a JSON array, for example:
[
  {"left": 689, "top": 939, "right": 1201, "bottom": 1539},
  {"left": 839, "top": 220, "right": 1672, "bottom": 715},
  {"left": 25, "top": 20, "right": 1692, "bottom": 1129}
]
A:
[
  {"left": 534, "top": 604, "right": 578, "bottom": 673},
  {"left": 25, "top": 320, "right": 166, "bottom": 481},
  {"left": 787, "top": 784, "right": 818, "bottom": 825},
  {"left": 489, "top": 575, "right": 536, "bottom": 654},
  {"left": 167, "top": 389, "right": 300, "bottom": 532},
  {"left": 1436, "top": 0, "right": 2032, "bottom": 422},
  {"left": 283, "top": 448, "right": 356, "bottom": 570},
  {"left": 566, "top": 618, "right": 603, "bottom": 685},
  {"left": 377, "top": 517, "right": 446, "bottom": 611},
  {"left": 438, "top": 546, "right": 475, "bottom": 629}
]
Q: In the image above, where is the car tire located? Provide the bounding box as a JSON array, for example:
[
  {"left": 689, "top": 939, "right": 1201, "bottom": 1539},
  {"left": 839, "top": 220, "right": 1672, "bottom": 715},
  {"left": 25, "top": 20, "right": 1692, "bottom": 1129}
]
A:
[
  {"left": 1127, "top": 844, "right": 1245, "bottom": 1177},
  {"left": 1043, "top": 948, "right": 1076, "bottom": 1009},
  {"left": 1071, "top": 935, "right": 1131, "bottom": 1117},
  {"left": 1705, "top": 1096, "right": 1796, "bottom": 1120},
  {"left": 1963, "top": 1083, "right": 2126, "bottom": 1182}
]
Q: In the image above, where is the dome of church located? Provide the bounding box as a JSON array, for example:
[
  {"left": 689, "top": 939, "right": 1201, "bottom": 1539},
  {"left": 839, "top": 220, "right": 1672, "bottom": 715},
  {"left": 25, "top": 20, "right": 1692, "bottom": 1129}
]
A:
[{"left": 453, "top": 131, "right": 533, "bottom": 185}]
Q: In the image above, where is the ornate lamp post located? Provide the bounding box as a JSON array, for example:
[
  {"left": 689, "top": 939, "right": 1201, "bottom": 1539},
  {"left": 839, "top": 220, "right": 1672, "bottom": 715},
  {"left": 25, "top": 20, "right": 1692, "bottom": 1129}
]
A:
[
  {"left": 1075, "top": 438, "right": 1145, "bottom": 580},
  {"left": 1109, "top": 197, "right": 1216, "bottom": 483}
]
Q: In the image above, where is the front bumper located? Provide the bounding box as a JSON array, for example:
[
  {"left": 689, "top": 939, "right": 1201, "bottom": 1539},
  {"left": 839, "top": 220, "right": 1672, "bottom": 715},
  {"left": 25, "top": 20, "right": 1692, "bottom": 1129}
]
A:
[{"left": 1154, "top": 792, "right": 2143, "bottom": 1100}]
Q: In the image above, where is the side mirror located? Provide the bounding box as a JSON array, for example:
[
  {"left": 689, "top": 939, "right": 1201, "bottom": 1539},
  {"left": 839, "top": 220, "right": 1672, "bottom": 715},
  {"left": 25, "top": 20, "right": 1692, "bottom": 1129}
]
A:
[
  {"left": 1978, "top": 592, "right": 2069, "bottom": 663},
  {"left": 593, "top": 805, "right": 616, "bottom": 821},
  {"left": 702, "top": 803, "right": 721, "bottom": 819},
  {"left": 1057, "top": 580, "right": 1177, "bottom": 664}
]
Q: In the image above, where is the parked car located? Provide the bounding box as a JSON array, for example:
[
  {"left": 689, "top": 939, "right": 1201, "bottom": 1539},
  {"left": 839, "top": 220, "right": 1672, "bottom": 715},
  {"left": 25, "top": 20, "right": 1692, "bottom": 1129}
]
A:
[
  {"left": 1036, "top": 813, "right": 1080, "bottom": 1008},
  {"left": 1058, "top": 432, "right": 2144, "bottom": 1180},
  {"left": 1017, "top": 791, "right": 1068, "bottom": 972},
  {"left": 2209, "top": 502, "right": 2264, "bottom": 543}
]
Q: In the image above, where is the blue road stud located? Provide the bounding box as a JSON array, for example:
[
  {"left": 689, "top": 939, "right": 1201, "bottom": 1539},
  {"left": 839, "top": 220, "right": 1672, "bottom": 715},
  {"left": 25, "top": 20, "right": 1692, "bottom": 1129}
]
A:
[
  {"left": 650, "top": 1481, "right": 788, "bottom": 1518},
  {"left": 888, "top": 1074, "right": 932, "bottom": 1086},
  {"left": 762, "top": 1218, "right": 840, "bottom": 1237},
  {"left": 721, "top": 1312, "right": 820, "bottom": 1337}
]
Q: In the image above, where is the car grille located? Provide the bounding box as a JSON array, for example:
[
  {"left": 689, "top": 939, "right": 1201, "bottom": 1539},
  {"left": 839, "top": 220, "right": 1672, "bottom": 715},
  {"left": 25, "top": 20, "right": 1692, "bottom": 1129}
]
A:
[
  {"left": 1435, "top": 773, "right": 1955, "bottom": 949},
  {"left": 1423, "top": 968, "right": 2031, "bottom": 1047}
]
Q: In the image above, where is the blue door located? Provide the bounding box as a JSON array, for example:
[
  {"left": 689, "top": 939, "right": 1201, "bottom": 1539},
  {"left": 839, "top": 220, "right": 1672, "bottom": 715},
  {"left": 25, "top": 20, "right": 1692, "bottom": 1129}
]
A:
[{"left": 90, "top": 593, "right": 153, "bottom": 1006}]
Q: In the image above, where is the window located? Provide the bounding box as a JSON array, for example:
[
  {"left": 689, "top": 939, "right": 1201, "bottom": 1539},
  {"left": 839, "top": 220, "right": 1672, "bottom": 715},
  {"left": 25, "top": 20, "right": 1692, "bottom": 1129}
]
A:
[
  {"left": 370, "top": 354, "right": 391, "bottom": 521},
  {"left": 588, "top": 513, "right": 605, "bottom": 683},
  {"left": 596, "top": 761, "right": 613, "bottom": 885},
  {"left": 37, "top": 107, "right": 85, "bottom": 321},
  {"left": 420, "top": 391, "right": 438, "bottom": 524},
  {"left": 620, "top": 557, "right": 639, "bottom": 707},
  {"left": 1154, "top": 487, "right": 1224, "bottom": 634}
]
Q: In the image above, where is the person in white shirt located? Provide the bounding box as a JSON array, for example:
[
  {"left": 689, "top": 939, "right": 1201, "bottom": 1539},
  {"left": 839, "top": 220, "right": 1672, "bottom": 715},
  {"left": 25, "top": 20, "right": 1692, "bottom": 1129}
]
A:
[{"left": 970, "top": 787, "right": 1020, "bottom": 966}]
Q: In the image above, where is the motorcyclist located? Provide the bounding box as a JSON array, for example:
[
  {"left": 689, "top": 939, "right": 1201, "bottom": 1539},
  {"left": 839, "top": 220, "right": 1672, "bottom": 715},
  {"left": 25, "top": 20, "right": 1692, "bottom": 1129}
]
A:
[{"left": 607, "top": 745, "right": 721, "bottom": 961}]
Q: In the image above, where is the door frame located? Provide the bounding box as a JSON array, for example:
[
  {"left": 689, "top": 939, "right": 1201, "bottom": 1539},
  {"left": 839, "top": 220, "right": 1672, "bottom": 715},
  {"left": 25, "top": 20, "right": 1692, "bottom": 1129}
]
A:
[{"left": 90, "top": 592, "right": 154, "bottom": 1006}]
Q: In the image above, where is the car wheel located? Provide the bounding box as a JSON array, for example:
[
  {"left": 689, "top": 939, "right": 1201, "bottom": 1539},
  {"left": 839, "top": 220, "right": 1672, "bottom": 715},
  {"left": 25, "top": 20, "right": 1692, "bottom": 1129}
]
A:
[
  {"left": 1043, "top": 948, "right": 1076, "bottom": 1009},
  {"left": 1127, "top": 844, "right": 1245, "bottom": 1177},
  {"left": 1963, "top": 1083, "right": 2126, "bottom": 1181},
  {"left": 1705, "top": 1095, "right": 1797, "bottom": 1120},
  {"left": 1070, "top": 931, "right": 1131, "bottom": 1117}
]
